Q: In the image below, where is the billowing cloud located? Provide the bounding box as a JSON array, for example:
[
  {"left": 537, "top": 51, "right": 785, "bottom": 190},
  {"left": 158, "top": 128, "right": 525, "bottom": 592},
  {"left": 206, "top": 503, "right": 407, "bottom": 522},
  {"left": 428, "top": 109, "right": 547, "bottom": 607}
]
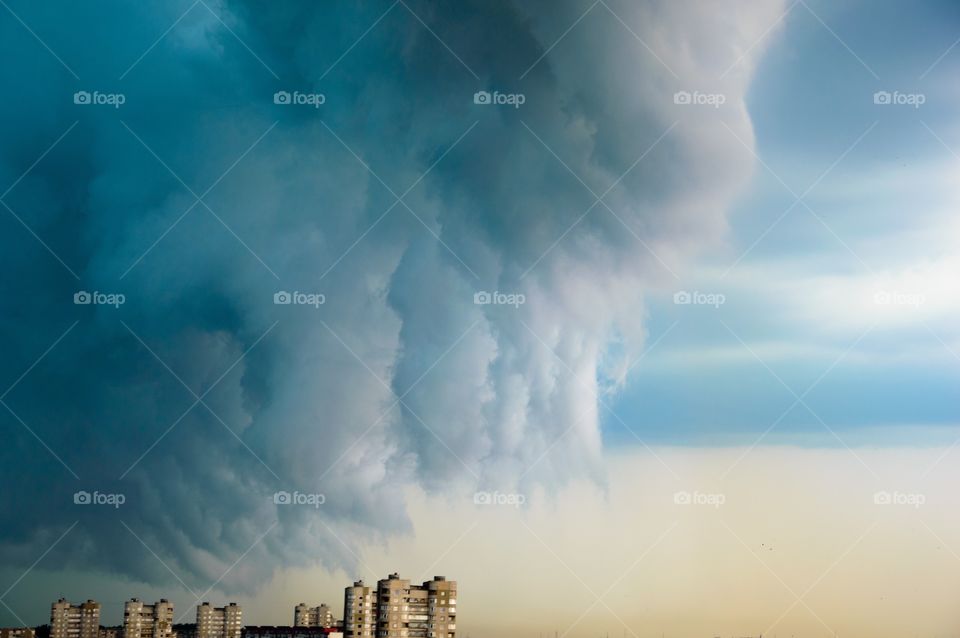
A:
[{"left": 0, "top": 0, "right": 784, "bottom": 594}]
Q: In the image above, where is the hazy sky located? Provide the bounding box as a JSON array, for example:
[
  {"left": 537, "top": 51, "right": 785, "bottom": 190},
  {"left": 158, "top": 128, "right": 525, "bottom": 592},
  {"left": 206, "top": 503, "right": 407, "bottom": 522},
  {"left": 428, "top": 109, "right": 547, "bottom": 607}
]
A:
[{"left": 0, "top": 0, "right": 958, "bottom": 636}]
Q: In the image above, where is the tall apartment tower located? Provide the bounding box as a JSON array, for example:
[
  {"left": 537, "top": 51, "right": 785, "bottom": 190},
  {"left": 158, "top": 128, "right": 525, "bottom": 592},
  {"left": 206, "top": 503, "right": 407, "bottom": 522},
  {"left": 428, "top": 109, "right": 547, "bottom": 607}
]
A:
[
  {"left": 423, "top": 576, "right": 457, "bottom": 638},
  {"left": 424, "top": 576, "right": 456, "bottom": 638},
  {"left": 51, "top": 599, "right": 101, "bottom": 638},
  {"left": 294, "top": 604, "right": 334, "bottom": 628},
  {"left": 343, "top": 581, "right": 375, "bottom": 638},
  {"left": 377, "top": 574, "right": 419, "bottom": 638},
  {"left": 293, "top": 604, "right": 309, "bottom": 627},
  {"left": 123, "top": 599, "right": 175, "bottom": 638},
  {"left": 344, "top": 574, "right": 455, "bottom": 638},
  {"left": 196, "top": 603, "right": 242, "bottom": 638}
]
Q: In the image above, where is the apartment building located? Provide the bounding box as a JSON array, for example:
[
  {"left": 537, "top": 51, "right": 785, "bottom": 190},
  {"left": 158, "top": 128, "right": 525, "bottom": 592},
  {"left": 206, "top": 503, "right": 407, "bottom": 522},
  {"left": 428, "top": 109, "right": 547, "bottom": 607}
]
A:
[
  {"left": 1, "top": 628, "right": 37, "bottom": 638},
  {"left": 196, "top": 603, "right": 242, "bottom": 638},
  {"left": 344, "top": 574, "right": 455, "bottom": 638},
  {"left": 342, "top": 581, "right": 375, "bottom": 638},
  {"left": 293, "top": 605, "right": 334, "bottom": 629},
  {"left": 123, "top": 599, "right": 175, "bottom": 638},
  {"left": 51, "top": 599, "right": 100, "bottom": 638},
  {"left": 422, "top": 577, "right": 455, "bottom": 638}
]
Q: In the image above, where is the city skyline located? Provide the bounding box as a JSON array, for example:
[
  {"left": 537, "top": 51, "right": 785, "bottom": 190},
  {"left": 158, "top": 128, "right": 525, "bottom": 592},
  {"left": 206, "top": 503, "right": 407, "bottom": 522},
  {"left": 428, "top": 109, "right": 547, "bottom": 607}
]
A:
[{"left": 3, "top": 572, "right": 455, "bottom": 638}]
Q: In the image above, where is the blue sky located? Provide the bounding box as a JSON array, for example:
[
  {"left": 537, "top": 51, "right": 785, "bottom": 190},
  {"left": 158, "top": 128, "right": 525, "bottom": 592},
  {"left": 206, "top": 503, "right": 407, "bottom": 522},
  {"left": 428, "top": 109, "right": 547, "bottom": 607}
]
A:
[{"left": 608, "top": 0, "right": 960, "bottom": 447}]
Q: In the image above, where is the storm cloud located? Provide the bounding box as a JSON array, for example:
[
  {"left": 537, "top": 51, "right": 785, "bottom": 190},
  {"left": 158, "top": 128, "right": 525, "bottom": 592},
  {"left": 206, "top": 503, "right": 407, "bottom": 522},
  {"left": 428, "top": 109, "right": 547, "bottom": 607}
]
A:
[{"left": 0, "top": 0, "right": 784, "bottom": 594}]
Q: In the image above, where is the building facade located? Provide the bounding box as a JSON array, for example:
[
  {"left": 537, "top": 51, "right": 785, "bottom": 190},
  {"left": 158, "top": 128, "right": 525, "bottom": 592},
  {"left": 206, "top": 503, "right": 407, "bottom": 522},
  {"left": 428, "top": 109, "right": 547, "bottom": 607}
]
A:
[
  {"left": 51, "top": 599, "right": 100, "bottom": 638},
  {"left": 123, "top": 599, "right": 175, "bottom": 638},
  {"left": 1, "top": 628, "right": 37, "bottom": 638},
  {"left": 196, "top": 603, "right": 242, "bottom": 638},
  {"left": 293, "top": 606, "right": 333, "bottom": 629},
  {"left": 422, "top": 577, "right": 455, "bottom": 638},
  {"left": 344, "top": 574, "right": 455, "bottom": 638},
  {"left": 342, "top": 581, "right": 374, "bottom": 638}
]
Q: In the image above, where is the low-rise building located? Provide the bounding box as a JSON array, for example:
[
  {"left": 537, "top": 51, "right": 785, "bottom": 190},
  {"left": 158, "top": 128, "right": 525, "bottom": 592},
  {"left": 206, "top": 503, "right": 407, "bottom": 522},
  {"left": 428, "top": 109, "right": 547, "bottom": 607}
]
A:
[
  {"left": 293, "top": 606, "right": 334, "bottom": 629},
  {"left": 1, "top": 627, "right": 37, "bottom": 638}
]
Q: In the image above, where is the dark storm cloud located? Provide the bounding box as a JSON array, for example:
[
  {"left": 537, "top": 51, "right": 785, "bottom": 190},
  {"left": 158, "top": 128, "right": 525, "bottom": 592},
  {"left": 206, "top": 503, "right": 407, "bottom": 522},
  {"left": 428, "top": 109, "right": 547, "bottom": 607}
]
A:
[{"left": 0, "top": 0, "right": 781, "bottom": 597}]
